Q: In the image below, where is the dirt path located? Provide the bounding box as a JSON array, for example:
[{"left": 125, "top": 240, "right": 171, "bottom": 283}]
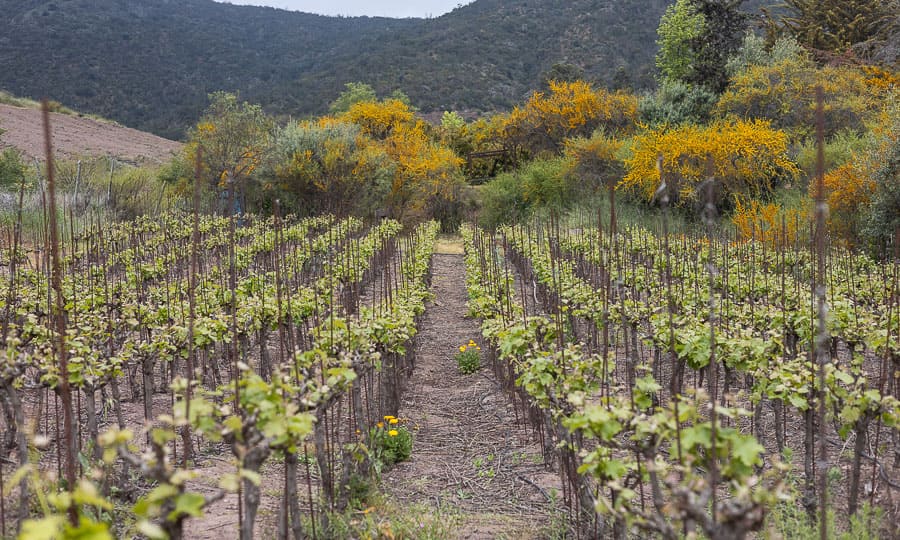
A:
[{"left": 383, "top": 243, "right": 563, "bottom": 539}]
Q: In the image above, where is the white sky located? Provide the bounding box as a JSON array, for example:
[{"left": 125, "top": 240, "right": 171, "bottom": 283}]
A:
[{"left": 216, "top": 1, "right": 474, "bottom": 18}]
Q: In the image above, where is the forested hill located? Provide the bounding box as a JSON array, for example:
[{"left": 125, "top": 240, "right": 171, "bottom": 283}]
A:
[
  {"left": 0, "top": 0, "right": 770, "bottom": 139},
  {"left": 0, "top": 0, "right": 417, "bottom": 138}
]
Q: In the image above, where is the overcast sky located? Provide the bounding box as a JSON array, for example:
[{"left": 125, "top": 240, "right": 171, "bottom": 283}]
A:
[{"left": 217, "top": 1, "right": 474, "bottom": 18}]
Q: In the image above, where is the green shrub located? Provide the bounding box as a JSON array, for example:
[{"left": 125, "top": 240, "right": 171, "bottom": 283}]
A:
[
  {"left": 0, "top": 148, "right": 27, "bottom": 189},
  {"left": 638, "top": 79, "right": 717, "bottom": 127},
  {"left": 478, "top": 171, "right": 529, "bottom": 229},
  {"left": 479, "top": 158, "right": 573, "bottom": 229},
  {"left": 766, "top": 502, "right": 884, "bottom": 540},
  {"left": 794, "top": 129, "right": 868, "bottom": 182},
  {"left": 861, "top": 127, "right": 900, "bottom": 255}
]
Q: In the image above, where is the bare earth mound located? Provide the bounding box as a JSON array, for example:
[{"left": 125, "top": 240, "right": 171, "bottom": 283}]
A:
[{"left": 0, "top": 103, "right": 182, "bottom": 164}]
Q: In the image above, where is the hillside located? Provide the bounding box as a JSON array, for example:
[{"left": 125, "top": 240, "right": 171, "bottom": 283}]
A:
[
  {"left": 0, "top": 0, "right": 771, "bottom": 139},
  {"left": 0, "top": 103, "right": 182, "bottom": 164}
]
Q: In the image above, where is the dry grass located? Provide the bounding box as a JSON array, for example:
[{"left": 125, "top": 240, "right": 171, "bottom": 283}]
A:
[{"left": 434, "top": 235, "right": 464, "bottom": 255}]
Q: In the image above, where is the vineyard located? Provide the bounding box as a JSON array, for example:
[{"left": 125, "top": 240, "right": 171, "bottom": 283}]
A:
[
  {"left": 0, "top": 177, "right": 897, "bottom": 538},
  {"left": 0, "top": 0, "right": 897, "bottom": 535},
  {"left": 0, "top": 188, "right": 453, "bottom": 538},
  {"left": 460, "top": 212, "right": 899, "bottom": 538},
  {"left": 0, "top": 105, "right": 897, "bottom": 538}
]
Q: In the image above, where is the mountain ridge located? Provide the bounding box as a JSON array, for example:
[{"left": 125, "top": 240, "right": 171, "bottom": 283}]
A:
[{"left": 0, "top": 0, "right": 769, "bottom": 139}]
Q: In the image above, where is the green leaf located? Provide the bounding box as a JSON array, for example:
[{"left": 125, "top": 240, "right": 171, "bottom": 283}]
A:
[
  {"left": 600, "top": 458, "right": 628, "bottom": 480},
  {"left": 788, "top": 393, "right": 808, "bottom": 410},
  {"left": 841, "top": 404, "right": 861, "bottom": 425},
  {"left": 834, "top": 369, "right": 854, "bottom": 385},
  {"left": 223, "top": 415, "right": 243, "bottom": 435},
  {"left": 18, "top": 516, "right": 65, "bottom": 540},
  {"left": 680, "top": 425, "right": 711, "bottom": 452},
  {"left": 732, "top": 436, "right": 764, "bottom": 468},
  {"left": 73, "top": 480, "right": 113, "bottom": 510},
  {"left": 240, "top": 469, "right": 262, "bottom": 486},
  {"left": 134, "top": 484, "right": 179, "bottom": 518},
  {"left": 169, "top": 492, "right": 206, "bottom": 521},
  {"left": 65, "top": 518, "right": 113, "bottom": 540},
  {"left": 219, "top": 473, "right": 241, "bottom": 492},
  {"left": 136, "top": 520, "right": 167, "bottom": 540}
]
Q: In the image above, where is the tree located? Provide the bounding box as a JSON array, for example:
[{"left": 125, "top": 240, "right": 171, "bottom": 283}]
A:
[
  {"left": 860, "top": 110, "right": 900, "bottom": 252},
  {"left": 862, "top": 135, "right": 900, "bottom": 254},
  {"left": 725, "top": 32, "right": 805, "bottom": 77},
  {"left": 267, "top": 118, "right": 393, "bottom": 216},
  {"left": 657, "top": 0, "right": 747, "bottom": 92},
  {"left": 438, "top": 111, "right": 471, "bottom": 160},
  {"left": 686, "top": 0, "right": 748, "bottom": 92},
  {"left": 328, "top": 82, "right": 378, "bottom": 114},
  {"left": 440, "top": 111, "right": 466, "bottom": 132},
  {"left": 479, "top": 158, "right": 573, "bottom": 228},
  {"left": 0, "top": 148, "right": 26, "bottom": 190},
  {"left": 388, "top": 89, "right": 415, "bottom": 110},
  {"left": 343, "top": 99, "right": 415, "bottom": 140},
  {"left": 541, "top": 63, "right": 586, "bottom": 88},
  {"left": 329, "top": 83, "right": 416, "bottom": 115},
  {"left": 379, "top": 119, "right": 464, "bottom": 221},
  {"left": 503, "top": 80, "right": 638, "bottom": 157},
  {"left": 339, "top": 99, "right": 465, "bottom": 221},
  {"left": 817, "top": 163, "right": 875, "bottom": 242},
  {"left": 565, "top": 134, "right": 625, "bottom": 229},
  {"left": 656, "top": 0, "right": 707, "bottom": 83},
  {"left": 564, "top": 133, "right": 624, "bottom": 196},
  {"left": 187, "top": 92, "right": 274, "bottom": 213},
  {"left": 764, "top": 0, "right": 897, "bottom": 58},
  {"left": 715, "top": 52, "right": 892, "bottom": 140}
]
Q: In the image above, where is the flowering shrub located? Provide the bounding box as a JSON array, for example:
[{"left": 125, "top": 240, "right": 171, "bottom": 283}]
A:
[
  {"left": 456, "top": 340, "right": 481, "bottom": 374},
  {"left": 369, "top": 415, "right": 412, "bottom": 468}
]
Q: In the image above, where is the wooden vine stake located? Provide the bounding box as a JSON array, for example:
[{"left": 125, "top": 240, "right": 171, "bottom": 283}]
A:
[
  {"left": 182, "top": 145, "right": 203, "bottom": 467},
  {"left": 703, "top": 155, "right": 719, "bottom": 524},
  {"left": 42, "top": 99, "right": 78, "bottom": 525},
  {"left": 813, "top": 85, "right": 829, "bottom": 540}
]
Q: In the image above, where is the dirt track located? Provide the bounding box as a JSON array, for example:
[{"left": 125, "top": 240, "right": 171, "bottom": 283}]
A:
[
  {"left": 383, "top": 249, "right": 562, "bottom": 539},
  {"left": 0, "top": 103, "right": 182, "bottom": 165}
]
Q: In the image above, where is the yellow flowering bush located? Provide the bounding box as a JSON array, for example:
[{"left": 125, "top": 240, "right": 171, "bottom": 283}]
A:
[
  {"left": 731, "top": 197, "right": 808, "bottom": 248},
  {"left": 622, "top": 118, "right": 798, "bottom": 207}
]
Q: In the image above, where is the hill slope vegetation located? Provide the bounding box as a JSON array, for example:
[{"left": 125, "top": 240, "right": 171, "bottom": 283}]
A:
[{"left": 0, "top": 0, "right": 771, "bottom": 139}]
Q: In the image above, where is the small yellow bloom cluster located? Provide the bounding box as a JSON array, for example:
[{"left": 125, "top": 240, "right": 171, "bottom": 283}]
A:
[
  {"left": 458, "top": 339, "right": 482, "bottom": 353},
  {"left": 383, "top": 415, "right": 400, "bottom": 436}
]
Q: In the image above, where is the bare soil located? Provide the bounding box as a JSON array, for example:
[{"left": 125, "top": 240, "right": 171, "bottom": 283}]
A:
[
  {"left": 382, "top": 246, "right": 563, "bottom": 539},
  {"left": 0, "top": 104, "right": 182, "bottom": 165}
]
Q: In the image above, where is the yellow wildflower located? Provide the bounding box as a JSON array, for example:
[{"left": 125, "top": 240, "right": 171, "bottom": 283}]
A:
[
  {"left": 384, "top": 415, "right": 395, "bottom": 421},
  {"left": 459, "top": 345, "right": 466, "bottom": 352},
  {"left": 388, "top": 430, "right": 399, "bottom": 437},
  {"left": 389, "top": 418, "right": 398, "bottom": 425},
  {"left": 376, "top": 422, "right": 384, "bottom": 429}
]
